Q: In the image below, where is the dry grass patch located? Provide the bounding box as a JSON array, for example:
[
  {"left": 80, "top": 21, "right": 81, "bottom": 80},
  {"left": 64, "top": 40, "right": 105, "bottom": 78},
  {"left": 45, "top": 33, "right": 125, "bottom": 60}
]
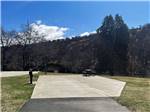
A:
[
  {"left": 1, "top": 74, "right": 39, "bottom": 112},
  {"left": 108, "top": 76, "right": 150, "bottom": 112}
]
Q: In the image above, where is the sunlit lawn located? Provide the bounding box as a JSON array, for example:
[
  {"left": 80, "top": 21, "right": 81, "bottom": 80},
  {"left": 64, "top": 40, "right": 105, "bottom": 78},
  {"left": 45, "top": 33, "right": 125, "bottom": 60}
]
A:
[
  {"left": 1, "top": 72, "right": 150, "bottom": 112},
  {"left": 1, "top": 74, "right": 39, "bottom": 112},
  {"left": 107, "top": 76, "right": 150, "bottom": 112}
]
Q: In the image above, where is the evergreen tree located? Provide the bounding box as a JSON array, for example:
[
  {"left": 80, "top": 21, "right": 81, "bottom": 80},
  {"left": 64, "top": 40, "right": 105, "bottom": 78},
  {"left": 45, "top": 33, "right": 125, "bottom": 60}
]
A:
[
  {"left": 96, "top": 15, "right": 115, "bottom": 75},
  {"left": 113, "top": 14, "right": 129, "bottom": 74},
  {"left": 97, "top": 15, "right": 115, "bottom": 42},
  {"left": 96, "top": 14, "right": 129, "bottom": 75}
]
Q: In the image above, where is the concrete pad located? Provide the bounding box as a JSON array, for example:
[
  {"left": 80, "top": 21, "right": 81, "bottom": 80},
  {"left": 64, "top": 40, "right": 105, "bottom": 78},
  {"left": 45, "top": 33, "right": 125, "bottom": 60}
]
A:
[
  {"left": 31, "top": 75, "right": 126, "bottom": 98},
  {"left": 66, "top": 75, "right": 126, "bottom": 97},
  {"left": 21, "top": 75, "right": 129, "bottom": 112},
  {"left": 20, "top": 97, "right": 130, "bottom": 112},
  {"left": 0, "top": 71, "right": 39, "bottom": 77}
]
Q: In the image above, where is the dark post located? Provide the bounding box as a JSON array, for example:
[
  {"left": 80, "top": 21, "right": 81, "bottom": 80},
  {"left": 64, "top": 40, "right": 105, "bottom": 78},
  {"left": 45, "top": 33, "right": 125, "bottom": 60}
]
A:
[
  {"left": 44, "top": 63, "right": 47, "bottom": 74},
  {"left": 29, "top": 68, "right": 33, "bottom": 84}
]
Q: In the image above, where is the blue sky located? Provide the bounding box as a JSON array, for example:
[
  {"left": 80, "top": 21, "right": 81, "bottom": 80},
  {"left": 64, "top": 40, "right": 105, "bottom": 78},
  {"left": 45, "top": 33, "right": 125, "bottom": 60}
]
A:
[{"left": 1, "top": 1, "right": 150, "bottom": 37}]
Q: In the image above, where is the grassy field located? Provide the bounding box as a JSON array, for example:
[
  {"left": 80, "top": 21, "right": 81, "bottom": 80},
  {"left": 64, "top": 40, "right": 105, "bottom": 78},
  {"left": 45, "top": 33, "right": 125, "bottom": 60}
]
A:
[
  {"left": 1, "top": 73, "right": 150, "bottom": 112},
  {"left": 108, "top": 76, "right": 150, "bottom": 112},
  {"left": 1, "top": 74, "right": 39, "bottom": 112}
]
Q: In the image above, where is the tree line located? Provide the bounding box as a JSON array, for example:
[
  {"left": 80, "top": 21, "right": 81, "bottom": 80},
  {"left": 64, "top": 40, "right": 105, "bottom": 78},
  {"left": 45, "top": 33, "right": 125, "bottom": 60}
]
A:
[{"left": 1, "top": 14, "right": 150, "bottom": 77}]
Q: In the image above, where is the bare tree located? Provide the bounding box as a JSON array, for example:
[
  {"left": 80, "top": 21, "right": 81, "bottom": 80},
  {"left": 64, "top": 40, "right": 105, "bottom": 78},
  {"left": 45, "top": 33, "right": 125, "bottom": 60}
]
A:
[
  {"left": 16, "top": 22, "right": 46, "bottom": 45},
  {"left": 15, "top": 22, "right": 46, "bottom": 70},
  {"left": 1, "top": 28, "right": 18, "bottom": 70},
  {"left": 0, "top": 28, "right": 14, "bottom": 47}
]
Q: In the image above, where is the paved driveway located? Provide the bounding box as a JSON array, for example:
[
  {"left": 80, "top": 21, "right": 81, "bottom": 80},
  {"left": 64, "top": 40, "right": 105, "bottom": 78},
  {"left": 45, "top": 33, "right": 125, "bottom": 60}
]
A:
[
  {"left": 31, "top": 75, "right": 126, "bottom": 98},
  {"left": 20, "top": 97, "right": 130, "bottom": 112},
  {"left": 20, "top": 75, "right": 130, "bottom": 112}
]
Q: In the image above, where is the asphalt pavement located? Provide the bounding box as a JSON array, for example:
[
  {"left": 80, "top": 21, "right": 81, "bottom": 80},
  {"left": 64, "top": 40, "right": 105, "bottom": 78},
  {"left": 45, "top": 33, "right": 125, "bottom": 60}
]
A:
[
  {"left": 20, "top": 75, "right": 130, "bottom": 112},
  {"left": 20, "top": 97, "right": 130, "bottom": 112}
]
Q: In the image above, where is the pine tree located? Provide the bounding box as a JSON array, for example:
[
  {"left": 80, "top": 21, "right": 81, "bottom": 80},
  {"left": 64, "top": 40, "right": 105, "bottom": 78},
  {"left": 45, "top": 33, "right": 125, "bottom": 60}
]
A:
[
  {"left": 96, "top": 15, "right": 115, "bottom": 75},
  {"left": 113, "top": 14, "right": 129, "bottom": 74}
]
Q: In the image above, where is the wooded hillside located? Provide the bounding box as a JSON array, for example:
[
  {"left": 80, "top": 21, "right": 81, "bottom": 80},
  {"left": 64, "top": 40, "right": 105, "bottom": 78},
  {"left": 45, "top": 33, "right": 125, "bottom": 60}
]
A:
[{"left": 1, "top": 15, "right": 150, "bottom": 77}]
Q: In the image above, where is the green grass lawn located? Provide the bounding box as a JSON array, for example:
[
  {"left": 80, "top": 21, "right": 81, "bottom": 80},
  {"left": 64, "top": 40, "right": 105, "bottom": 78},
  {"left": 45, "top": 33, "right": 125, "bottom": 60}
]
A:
[
  {"left": 1, "top": 74, "right": 39, "bottom": 112},
  {"left": 108, "top": 76, "right": 150, "bottom": 112},
  {"left": 1, "top": 73, "right": 150, "bottom": 112}
]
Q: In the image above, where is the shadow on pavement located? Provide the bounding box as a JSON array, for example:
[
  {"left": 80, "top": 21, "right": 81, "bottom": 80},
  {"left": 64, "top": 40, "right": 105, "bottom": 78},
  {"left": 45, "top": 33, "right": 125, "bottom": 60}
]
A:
[{"left": 20, "top": 97, "right": 130, "bottom": 112}]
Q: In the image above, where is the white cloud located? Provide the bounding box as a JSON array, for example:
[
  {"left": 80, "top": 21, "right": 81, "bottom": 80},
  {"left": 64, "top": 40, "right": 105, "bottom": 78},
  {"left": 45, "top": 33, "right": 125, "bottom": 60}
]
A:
[
  {"left": 80, "top": 32, "right": 90, "bottom": 37},
  {"left": 80, "top": 31, "right": 96, "bottom": 37},
  {"left": 30, "top": 20, "right": 69, "bottom": 41},
  {"left": 36, "top": 20, "right": 42, "bottom": 24}
]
